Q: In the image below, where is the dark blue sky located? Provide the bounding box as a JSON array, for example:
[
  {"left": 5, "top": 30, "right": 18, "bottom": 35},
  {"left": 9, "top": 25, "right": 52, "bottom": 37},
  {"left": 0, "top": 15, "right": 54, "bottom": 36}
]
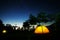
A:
[{"left": 0, "top": 0, "right": 60, "bottom": 27}]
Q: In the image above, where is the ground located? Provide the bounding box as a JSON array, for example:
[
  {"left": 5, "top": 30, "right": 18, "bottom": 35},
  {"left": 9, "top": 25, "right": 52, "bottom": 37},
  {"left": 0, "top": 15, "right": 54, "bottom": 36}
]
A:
[{"left": 0, "top": 30, "right": 58, "bottom": 40}]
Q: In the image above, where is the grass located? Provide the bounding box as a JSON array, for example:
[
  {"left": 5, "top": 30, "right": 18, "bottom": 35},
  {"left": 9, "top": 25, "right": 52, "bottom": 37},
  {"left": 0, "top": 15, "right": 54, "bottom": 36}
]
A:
[{"left": 0, "top": 30, "right": 58, "bottom": 40}]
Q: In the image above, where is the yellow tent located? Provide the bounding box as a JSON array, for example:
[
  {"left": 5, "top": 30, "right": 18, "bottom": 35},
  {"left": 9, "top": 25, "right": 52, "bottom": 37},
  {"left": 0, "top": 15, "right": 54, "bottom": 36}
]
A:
[{"left": 34, "top": 26, "right": 50, "bottom": 34}]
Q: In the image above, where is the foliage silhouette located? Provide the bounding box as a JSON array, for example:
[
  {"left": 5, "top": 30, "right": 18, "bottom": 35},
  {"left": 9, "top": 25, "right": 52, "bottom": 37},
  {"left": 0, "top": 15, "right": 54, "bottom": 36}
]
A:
[
  {"left": 0, "top": 19, "right": 4, "bottom": 27},
  {"left": 28, "top": 14, "right": 37, "bottom": 29},
  {"left": 0, "top": 19, "right": 4, "bottom": 31},
  {"left": 6, "top": 24, "right": 13, "bottom": 31},
  {"left": 29, "top": 14, "right": 37, "bottom": 25},
  {"left": 54, "top": 12, "right": 60, "bottom": 33},
  {"left": 23, "top": 12, "right": 57, "bottom": 31},
  {"left": 23, "top": 21, "right": 30, "bottom": 30},
  {"left": 37, "top": 12, "right": 48, "bottom": 25}
]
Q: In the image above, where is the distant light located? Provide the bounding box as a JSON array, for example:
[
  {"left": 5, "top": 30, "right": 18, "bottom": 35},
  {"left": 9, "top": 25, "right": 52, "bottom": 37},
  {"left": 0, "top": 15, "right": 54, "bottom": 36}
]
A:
[
  {"left": 2, "top": 30, "right": 7, "bottom": 33},
  {"left": 34, "top": 25, "right": 50, "bottom": 34}
]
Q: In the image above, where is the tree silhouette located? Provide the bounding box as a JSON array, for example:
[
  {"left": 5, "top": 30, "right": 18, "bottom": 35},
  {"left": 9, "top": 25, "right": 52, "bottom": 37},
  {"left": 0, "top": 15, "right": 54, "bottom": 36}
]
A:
[
  {"left": 23, "top": 14, "right": 37, "bottom": 30},
  {"left": 54, "top": 12, "right": 60, "bottom": 32},
  {"left": 6, "top": 24, "right": 13, "bottom": 30},
  {"left": 0, "top": 19, "right": 4, "bottom": 27},
  {"left": 6, "top": 24, "right": 12, "bottom": 27},
  {"left": 28, "top": 14, "right": 37, "bottom": 29},
  {"left": 23, "top": 21, "right": 30, "bottom": 30},
  {"left": 0, "top": 19, "right": 4, "bottom": 31},
  {"left": 47, "top": 13, "right": 56, "bottom": 21},
  {"left": 55, "top": 12, "right": 60, "bottom": 22},
  {"left": 48, "top": 12, "right": 60, "bottom": 32},
  {"left": 0, "top": 19, "right": 3, "bottom": 24},
  {"left": 13, "top": 26, "right": 17, "bottom": 30},
  {"left": 37, "top": 12, "right": 48, "bottom": 25}
]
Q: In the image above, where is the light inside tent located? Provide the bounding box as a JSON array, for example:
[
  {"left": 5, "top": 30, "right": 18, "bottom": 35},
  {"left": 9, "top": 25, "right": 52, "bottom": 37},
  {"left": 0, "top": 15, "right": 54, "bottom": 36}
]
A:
[{"left": 34, "top": 26, "right": 49, "bottom": 34}]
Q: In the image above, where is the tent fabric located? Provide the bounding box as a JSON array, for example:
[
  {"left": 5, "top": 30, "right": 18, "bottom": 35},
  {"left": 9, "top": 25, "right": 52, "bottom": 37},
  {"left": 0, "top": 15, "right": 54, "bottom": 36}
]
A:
[{"left": 34, "top": 26, "right": 49, "bottom": 34}]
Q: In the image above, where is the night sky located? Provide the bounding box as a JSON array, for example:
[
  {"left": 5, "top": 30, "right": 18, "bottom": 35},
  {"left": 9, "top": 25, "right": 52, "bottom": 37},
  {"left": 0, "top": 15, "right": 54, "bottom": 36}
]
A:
[{"left": 0, "top": 0, "right": 60, "bottom": 27}]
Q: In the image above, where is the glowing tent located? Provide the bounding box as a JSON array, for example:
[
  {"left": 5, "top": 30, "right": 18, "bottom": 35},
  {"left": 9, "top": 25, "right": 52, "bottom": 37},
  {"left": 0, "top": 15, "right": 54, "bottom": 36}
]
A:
[{"left": 34, "top": 26, "right": 50, "bottom": 34}]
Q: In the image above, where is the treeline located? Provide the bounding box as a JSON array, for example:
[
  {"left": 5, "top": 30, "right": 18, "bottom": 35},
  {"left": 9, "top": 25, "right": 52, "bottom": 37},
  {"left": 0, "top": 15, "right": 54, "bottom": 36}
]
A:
[
  {"left": 22, "top": 12, "right": 60, "bottom": 31},
  {"left": 0, "top": 12, "right": 60, "bottom": 32}
]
